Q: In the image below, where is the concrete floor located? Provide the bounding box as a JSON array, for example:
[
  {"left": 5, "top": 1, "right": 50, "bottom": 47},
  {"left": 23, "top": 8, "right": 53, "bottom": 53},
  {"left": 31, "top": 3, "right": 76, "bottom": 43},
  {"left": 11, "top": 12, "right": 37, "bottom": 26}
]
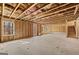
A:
[{"left": 0, "top": 32, "right": 79, "bottom": 55}]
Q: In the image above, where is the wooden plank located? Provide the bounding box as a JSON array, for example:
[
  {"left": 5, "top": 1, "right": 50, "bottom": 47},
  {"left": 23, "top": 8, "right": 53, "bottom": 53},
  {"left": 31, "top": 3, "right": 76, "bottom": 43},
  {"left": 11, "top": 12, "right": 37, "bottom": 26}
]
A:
[
  {"left": 31, "top": 4, "right": 79, "bottom": 21},
  {"left": 9, "top": 3, "right": 20, "bottom": 18},
  {"left": 1, "top": 3, "right": 5, "bottom": 19},
  {"left": 21, "top": 3, "right": 26, "bottom": 8},
  {"left": 22, "top": 3, "right": 53, "bottom": 19},
  {"left": 16, "top": 3, "right": 38, "bottom": 19},
  {"left": 74, "top": 5, "right": 79, "bottom": 15},
  {"left": 1, "top": 3, "right": 5, "bottom": 42},
  {"left": 30, "top": 3, "right": 69, "bottom": 21},
  {"left": 65, "top": 17, "right": 68, "bottom": 37}
]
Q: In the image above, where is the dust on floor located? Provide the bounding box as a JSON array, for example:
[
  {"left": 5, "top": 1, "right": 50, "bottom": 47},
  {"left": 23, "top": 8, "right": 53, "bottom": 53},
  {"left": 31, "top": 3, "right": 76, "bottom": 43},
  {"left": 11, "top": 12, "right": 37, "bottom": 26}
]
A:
[{"left": 0, "top": 32, "right": 79, "bottom": 55}]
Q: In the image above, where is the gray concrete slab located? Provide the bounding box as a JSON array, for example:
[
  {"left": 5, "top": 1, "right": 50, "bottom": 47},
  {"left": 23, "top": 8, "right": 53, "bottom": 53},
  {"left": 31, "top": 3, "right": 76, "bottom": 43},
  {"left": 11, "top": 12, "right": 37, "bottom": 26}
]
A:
[{"left": 0, "top": 32, "right": 79, "bottom": 55}]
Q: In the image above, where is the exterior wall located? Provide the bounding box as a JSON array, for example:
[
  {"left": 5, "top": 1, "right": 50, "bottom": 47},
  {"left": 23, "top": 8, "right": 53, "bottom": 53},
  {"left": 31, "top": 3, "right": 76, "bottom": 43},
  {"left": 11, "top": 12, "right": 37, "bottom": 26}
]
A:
[
  {"left": 0, "top": 17, "right": 42, "bottom": 42},
  {"left": 1, "top": 18, "right": 32, "bottom": 42},
  {"left": 42, "top": 24, "right": 66, "bottom": 34}
]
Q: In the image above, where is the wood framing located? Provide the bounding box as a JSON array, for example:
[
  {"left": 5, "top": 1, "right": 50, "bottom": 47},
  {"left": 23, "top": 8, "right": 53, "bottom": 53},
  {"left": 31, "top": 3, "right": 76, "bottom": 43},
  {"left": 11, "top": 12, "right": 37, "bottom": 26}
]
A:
[
  {"left": 16, "top": 3, "right": 38, "bottom": 19},
  {"left": 21, "top": 3, "right": 26, "bottom": 8},
  {"left": 65, "top": 16, "right": 68, "bottom": 37},
  {"left": 74, "top": 5, "right": 79, "bottom": 15},
  {"left": 2, "top": 3, "right": 5, "bottom": 18},
  {"left": 31, "top": 4, "right": 79, "bottom": 21},
  {"left": 22, "top": 3, "right": 53, "bottom": 19},
  {"left": 9, "top": 3, "right": 20, "bottom": 18},
  {"left": 0, "top": 3, "right": 79, "bottom": 42},
  {"left": 31, "top": 3, "right": 69, "bottom": 21}
]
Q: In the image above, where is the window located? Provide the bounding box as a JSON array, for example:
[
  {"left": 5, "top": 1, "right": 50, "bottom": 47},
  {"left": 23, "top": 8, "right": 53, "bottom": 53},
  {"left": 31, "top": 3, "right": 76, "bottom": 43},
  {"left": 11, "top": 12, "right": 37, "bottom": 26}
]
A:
[{"left": 2, "top": 20, "right": 15, "bottom": 36}]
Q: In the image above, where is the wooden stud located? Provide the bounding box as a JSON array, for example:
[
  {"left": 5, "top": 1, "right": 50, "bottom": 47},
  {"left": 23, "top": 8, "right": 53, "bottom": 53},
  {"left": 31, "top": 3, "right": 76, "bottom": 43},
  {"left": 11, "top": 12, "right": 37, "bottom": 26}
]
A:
[
  {"left": 2, "top": 3, "right": 5, "bottom": 18},
  {"left": 65, "top": 16, "right": 68, "bottom": 37},
  {"left": 75, "top": 17, "right": 79, "bottom": 39},
  {"left": 74, "top": 5, "right": 79, "bottom": 15},
  {"left": 0, "top": 3, "right": 5, "bottom": 42}
]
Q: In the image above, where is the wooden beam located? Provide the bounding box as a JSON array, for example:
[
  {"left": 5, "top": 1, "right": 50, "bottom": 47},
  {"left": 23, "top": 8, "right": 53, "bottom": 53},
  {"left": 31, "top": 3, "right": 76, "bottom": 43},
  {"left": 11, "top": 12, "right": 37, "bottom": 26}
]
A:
[
  {"left": 21, "top": 3, "right": 26, "bottom": 8},
  {"left": 22, "top": 3, "right": 53, "bottom": 19},
  {"left": 6, "top": 3, "right": 23, "bottom": 11},
  {"left": 74, "top": 5, "right": 79, "bottom": 15},
  {"left": 0, "top": 14, "right": 37, "bottom": 24},
  {"left": 30, "top": 3, "right": 69, "bottom": 20},
  {"left": 35, "top": 10, "right": 78, "bottom": 23},
  {"left": 1, "top": 3, "right": 5, "bottom": 41},
  {"left": 2, "top": 3, "right": 5, "bottom": 18},
  {"left": 9, "top": 3, "right": 20, "bottom": 18},
  {"left": 16, "top": 3, "right": 38, "bottom": 19},
  {"left": 35, "top": 13, "right": 64, "bottom": 22},
  {"left": 65, "top": 16, "right": 68, "bottom": 37},
  {"left": 36, "top": 9, "right": 74, "bottom": 22},
  {"left": 31, "top": 4, "right": 79, "bottom": 21},
  {"left": 75, "top": 19, "right": 77, "bottom": 38}
]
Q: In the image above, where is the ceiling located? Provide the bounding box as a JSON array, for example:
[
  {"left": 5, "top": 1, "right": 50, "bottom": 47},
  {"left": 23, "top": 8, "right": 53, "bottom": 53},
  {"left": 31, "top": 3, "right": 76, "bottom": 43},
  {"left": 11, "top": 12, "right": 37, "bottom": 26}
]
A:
[{"left": 0, "top": 3, "right": 79, "bottom": 24}]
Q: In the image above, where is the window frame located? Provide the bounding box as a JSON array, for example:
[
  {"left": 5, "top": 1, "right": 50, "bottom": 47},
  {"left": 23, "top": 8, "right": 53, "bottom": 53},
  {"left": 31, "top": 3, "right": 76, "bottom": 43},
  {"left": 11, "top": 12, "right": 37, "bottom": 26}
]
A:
[{"left": 2, "top": 20, "right": 15, "bottom": 36}]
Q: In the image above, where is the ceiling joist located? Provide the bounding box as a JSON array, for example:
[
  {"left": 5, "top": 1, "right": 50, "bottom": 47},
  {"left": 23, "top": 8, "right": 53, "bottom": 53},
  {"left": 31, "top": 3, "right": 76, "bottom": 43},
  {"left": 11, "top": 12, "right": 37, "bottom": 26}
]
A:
[
  {"left": 31, "top": 4, "right": 79, "bottom": 21},
  {"left": 36, "top": 10, "right": 75, "bottom": 22},
  {"left": 1, "top": 3, "right": 79, "bottom": 24},
  {"left": 30, "top": 3, "right": 69, "bottom": 20},
  {"left": 16, "top": 3, "right": 38, "bottom": 19},
  {"left": 22, "top": 3, "right": 53, "bottom": 19},
  {"left": 21, "top": 4, "right": 26, "bottom": 8},
  {"left": 9, "top": 3, "right": 20, "bottom": 18}
]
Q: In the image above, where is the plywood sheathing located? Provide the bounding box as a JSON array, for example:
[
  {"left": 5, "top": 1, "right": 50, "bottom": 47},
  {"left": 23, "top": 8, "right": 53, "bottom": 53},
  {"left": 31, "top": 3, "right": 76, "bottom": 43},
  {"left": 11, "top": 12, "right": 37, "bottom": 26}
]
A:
[{"left": 41, "top": 24, "right": 66, "bottom": 34}]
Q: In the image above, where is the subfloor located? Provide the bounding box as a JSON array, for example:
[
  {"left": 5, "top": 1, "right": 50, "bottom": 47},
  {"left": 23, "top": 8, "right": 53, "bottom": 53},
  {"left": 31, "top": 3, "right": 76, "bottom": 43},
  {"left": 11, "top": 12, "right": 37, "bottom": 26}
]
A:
[{"left": 0, "top": 32, "right": 79, "bottom": 55}]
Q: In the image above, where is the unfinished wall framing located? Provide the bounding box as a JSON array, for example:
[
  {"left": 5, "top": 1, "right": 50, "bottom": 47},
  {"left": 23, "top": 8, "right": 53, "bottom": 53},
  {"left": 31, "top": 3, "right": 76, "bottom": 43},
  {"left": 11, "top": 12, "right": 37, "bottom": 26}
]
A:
[
  {"left": 0, "top": 3, "right": 79, "bottom": 42},
  {"left": 0, "top": 17, "right": 42, "bottom": 42}
]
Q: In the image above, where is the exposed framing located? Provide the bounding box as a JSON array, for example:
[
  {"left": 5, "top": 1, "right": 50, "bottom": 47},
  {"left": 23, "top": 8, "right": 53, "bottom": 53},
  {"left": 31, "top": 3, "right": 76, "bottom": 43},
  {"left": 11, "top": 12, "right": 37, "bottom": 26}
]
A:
[
  {"left": 22, "top": 3, "right": 53, "bottom": 19},
  {"left": 30, "top": 3, "right": 69, "bottom": 21},
  {"left": 15, "top": 3, "right": 38, "bottom": 19},
  {"left": 31, "top": 4, "right": 79, "bottom": 21},
  {"left": 9, "top": 3, "right": 20, "bottom": 18},
  {"left": 74, "top": 5, "right": 79, "bottom": 15}
]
